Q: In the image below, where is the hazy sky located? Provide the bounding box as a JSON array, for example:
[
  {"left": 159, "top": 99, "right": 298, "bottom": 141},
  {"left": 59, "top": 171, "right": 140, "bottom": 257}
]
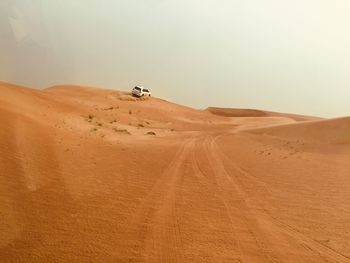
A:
[{"left": 1, "top": 0, "right": 350, "bottom": 117}]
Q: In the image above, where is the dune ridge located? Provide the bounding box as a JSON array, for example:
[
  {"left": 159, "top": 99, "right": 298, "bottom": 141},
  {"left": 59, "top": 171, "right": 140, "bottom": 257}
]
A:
[
  {"left": 206, "top": 106, "right": 320, "bottom": 121},
  {"left": 249, "top": 117, "right": 350, "bottom": 144}
]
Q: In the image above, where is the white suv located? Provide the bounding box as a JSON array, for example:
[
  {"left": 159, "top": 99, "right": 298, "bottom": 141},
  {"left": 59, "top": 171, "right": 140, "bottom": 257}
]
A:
[{"left": 132, "top": 86, "right": 151, "bottom": 97}]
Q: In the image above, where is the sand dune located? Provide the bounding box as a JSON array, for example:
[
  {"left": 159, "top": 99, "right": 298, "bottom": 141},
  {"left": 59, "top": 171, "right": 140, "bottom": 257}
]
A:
[
  {"left": 207, "top": 106, "right": 319, "bottom": 121},
  {"left": 250, "top": 117, "right": 350, "bottom": 144},
  {"left": 1, "top": 82, "right": 350, "bottom": 262}
]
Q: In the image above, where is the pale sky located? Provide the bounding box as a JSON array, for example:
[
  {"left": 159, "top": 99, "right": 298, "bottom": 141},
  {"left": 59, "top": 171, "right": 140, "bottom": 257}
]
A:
[{"left": 1, "top": 0, "right": 350, "bottom": 117}]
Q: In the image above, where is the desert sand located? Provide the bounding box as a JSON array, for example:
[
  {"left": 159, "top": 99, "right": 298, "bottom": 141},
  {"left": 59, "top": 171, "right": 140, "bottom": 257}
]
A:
[{"left": 1, "top": 81, "right": 350, "bottom": 262}]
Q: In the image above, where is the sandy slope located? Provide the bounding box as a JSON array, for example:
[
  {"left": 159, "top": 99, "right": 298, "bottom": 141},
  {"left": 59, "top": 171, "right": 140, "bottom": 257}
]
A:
[
  {"left": 1, "top": 82, "right": 350, "bottom": 262},
  {"left": 206, "top": 107, "right": 320, "bottom": 121},
  {"left": 249, "top": 117, "right": 350, "bottom": 144}
]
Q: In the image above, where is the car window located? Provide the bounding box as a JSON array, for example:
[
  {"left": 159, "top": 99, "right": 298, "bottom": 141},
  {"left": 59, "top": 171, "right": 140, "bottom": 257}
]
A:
[
  {"left": 134, "top": 87, "right": 141, "bottom": 91},
  {"left": 143, "top": 89, "right": 149, "bottom": 92}
]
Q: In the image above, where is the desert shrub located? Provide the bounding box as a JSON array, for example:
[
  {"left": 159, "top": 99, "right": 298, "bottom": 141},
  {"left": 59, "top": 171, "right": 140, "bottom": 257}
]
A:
[
  {"left": 138, "top": 124, "right": 144, "bottom": 128},
  {"left": 146, "top": 131, "right": 156, "bottom": 136},
  {"left": 85, "top": 114, "right": 95, "bottom": 122},
  {"left": 113, "top": 128, "right": 130, "bottom": 135}
]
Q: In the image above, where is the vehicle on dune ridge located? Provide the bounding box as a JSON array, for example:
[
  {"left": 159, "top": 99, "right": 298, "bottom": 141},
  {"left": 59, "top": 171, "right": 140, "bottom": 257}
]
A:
[{"left": 132, "top": 86, "right": 151, "bottom": 97}]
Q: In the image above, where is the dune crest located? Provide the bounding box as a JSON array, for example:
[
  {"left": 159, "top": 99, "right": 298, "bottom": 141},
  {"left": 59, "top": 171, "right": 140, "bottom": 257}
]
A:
[
  {"left": 249, "top": 117, "right": 350, "bottom": 144},
  {"left": 206, "top": 106, "right": 319, "bottom": 121}
]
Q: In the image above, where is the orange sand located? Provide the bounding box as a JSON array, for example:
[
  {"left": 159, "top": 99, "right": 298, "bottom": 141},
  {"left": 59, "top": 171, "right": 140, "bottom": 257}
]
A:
[{"left": 1, "top": 82, "right": 350, "bottom": 262}]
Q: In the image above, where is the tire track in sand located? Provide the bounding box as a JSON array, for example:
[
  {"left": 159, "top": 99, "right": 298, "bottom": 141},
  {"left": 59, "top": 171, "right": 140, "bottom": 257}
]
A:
[
  {"left": 123, "top": 136, "right": 196, "bottom": 262},
  {"left": 190, "top": 136, "right": 261, "bottom": 262},
  {"left": 212, "top": 135, "right": 350, "bottom": 263},
  {"left": 196, "top": 135, "right": 274, "bottom": 262}
]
